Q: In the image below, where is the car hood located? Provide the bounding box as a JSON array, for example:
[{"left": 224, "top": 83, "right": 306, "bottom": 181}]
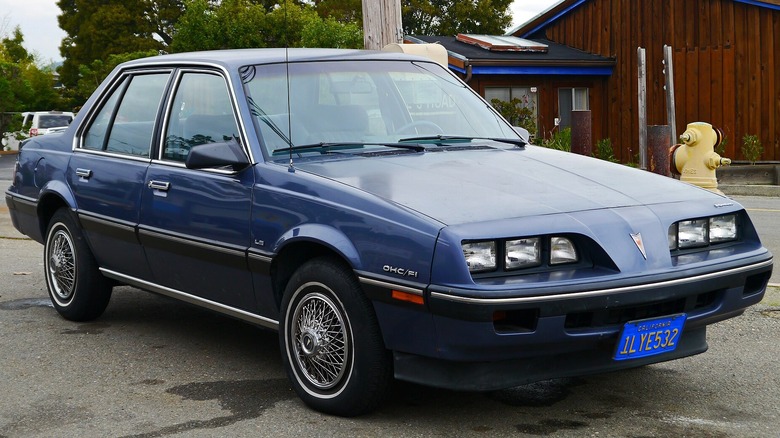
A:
[{"left": 293, "top": 145, "right": 724, "bottom": 225}]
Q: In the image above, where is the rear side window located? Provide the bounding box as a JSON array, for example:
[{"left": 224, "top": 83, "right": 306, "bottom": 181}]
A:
[
  {"left": 163, "top": 72, "right": 239, "bottom": 162},
  {"left": 83, "top": 73, "right": 170, "bottom": 157}
]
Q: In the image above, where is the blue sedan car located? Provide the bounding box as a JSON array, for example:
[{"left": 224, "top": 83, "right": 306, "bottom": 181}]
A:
[{"left": 4, "top": 49, "right": 773, "bottom": 416}]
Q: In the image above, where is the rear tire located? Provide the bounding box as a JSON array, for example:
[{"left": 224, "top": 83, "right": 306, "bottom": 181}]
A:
[
  {"left": 280, "top": 257, "right": 392, "bottom": 416},
  {"left": 44, "top": 208, "right": 112, "bottom": 321}
]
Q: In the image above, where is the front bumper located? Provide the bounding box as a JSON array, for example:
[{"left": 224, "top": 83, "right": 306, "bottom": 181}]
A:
[
  {"left": 384, "top": 255, "right": 772, "bottom": 390},
  {"left": 394, "top": 326, "right": 708, "bottom": 391}
]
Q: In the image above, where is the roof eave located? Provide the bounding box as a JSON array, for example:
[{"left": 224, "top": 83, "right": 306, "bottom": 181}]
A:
[{"left": 509, "top": 0, "right": 589, "bottom": 39}]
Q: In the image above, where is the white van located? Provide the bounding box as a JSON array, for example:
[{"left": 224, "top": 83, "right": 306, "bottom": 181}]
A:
[{"left": 22, "top": 111, "right": 75, "bottom": 137}]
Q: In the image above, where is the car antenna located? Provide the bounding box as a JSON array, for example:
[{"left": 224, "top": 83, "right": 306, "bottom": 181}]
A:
[{"left": 283, "top": 0, "right": 294, "bottom": 173}]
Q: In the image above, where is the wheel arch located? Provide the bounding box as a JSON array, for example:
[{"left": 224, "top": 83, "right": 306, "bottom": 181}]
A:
[
  {"left": 270, "top": 225, "right": 362, "bottom": 312},
  {"left": 36, "top": 181, "right": 77, "bottom": 241}
]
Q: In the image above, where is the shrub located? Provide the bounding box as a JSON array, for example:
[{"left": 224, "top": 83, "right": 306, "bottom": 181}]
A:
[
  {"left": 594, "top": 138, "right": 618, "bottom": 162},
  {"left": 541, "top": 127, "right": 571, "bottom": 152},
  {"left": 489, "top": 98, "right": 537, "bottom": 137},
  {"left": 741, "top": 134, "right": 763, "bottom": 164},
  {"left": 715, "top": 135, "right": 727, "bottom": 157}
]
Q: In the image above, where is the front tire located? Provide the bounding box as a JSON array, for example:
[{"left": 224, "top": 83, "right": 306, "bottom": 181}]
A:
[
  {"left": 280, "top": 257, "right": 391, "bottom": 416},
  {"left": 44, "top": 208, "right": 112, "bottom": 321}
]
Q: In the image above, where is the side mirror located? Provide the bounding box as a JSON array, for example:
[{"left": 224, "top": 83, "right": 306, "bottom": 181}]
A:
[
  {"left": 185, "top": 138, "right": 251, "bottom": 172},
  {"left": 513, "top": 126, "right": 531, "bottom": 144}
]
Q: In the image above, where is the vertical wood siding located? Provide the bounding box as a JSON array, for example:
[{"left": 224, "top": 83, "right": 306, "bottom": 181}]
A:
[{"left": 540, "top": 0, "right": 780, "bottom": 161}]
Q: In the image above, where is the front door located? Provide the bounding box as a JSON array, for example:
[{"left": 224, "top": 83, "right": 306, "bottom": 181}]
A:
[{"left": 138, "top": 70, "right": 256, "bottom": 311}]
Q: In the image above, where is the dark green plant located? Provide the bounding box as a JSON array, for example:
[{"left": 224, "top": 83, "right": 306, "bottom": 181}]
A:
[
  {"left": 741, "top": 134, "right": 763, "bottom": 164},
  {"left": 594, "top": 137, "right": 618, "bottom": 162},
  {"left": 541, "top": 127, "right": 571, "bottom": 152},
  {"left": 715, "top": 135, "right": 727, "bottom": 157},
  {"left": 489, "top": 98, "right": 537, "bottom": 137}
]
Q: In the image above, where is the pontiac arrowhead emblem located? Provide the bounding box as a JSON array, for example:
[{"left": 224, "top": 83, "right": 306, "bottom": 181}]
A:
[{"left": 631, "top": 232, "right": 647, "bottom": 260}]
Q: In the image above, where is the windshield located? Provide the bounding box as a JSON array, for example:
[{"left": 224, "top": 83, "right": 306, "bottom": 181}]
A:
[{"left": 242, "top": 60, "right": 519, "bottom": 157}]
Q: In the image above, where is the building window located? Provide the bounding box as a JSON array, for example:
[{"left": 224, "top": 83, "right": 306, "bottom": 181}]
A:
[
  {"left": 557, "top": 87, "right": 589, "bottom": 129},
  {"left": 485, "top": 86, "right": 538, "bottom": 137}
]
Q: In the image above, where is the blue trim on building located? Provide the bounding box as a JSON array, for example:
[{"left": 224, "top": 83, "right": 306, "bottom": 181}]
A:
[
  {"left": 734, "top": 0, "right": 780, "bottom": 10},
  {"left": 519, "top": 0, "right": 780, "bottom": 39},
  {"left": 449, "top": 64, "right": 613, "bottom": 76},
  {"left": 520, "top": 0, "right": 589, "bottom": 39}
]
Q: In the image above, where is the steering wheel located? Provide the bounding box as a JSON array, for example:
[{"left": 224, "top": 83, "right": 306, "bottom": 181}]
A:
[{"left": 395, "top": 120, "right": 444, "bottom": 135}]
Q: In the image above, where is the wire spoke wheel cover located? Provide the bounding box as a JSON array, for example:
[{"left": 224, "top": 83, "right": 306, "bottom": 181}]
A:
[
  {"left": 43, "top": 208, "right": 112, "bottom": 321},
  {"left": 280, "top": 258, "right": 391, "bottom": 416},
  {"left": 291, "top": 289, "right": 350, "bottom": 390},
  {"left": 47, "top": 229, "right": 77, "bottom": 303}
]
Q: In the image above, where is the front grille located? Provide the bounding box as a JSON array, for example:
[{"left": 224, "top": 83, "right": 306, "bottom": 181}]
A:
[{"left": 564, "top": 290, "right": 720, "bottom": 330}]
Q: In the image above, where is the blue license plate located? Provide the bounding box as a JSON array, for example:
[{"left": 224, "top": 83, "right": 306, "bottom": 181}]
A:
[{"left": 614, "top": 314, "right": 687, "bottom": 361}]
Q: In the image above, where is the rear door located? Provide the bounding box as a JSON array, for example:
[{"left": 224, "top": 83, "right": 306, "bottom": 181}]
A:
[
  {"left": 138, "top": 69, "right": 256, "bottom": 312},
  {"left": 70, "top": 71, "right": 172, "bottom": 280}
]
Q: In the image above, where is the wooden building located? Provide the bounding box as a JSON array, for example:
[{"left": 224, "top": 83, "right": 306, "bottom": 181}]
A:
[
  {"left": 510, "top": 0, "right": 780, "bottom": 162},
  {"left": 408, "top": 34, "right": 615, "bottom": 144}
]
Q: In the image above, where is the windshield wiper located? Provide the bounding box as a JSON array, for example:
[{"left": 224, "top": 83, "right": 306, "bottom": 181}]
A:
[
  {"left": 398, "top": 135, "right": 527, "bottom": 148},
  {"left": 272, "top": 142, "right": 426, "bottom": 155}
]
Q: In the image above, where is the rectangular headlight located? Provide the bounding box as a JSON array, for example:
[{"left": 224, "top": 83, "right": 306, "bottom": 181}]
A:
[
  {"left": 505, "top": 238, "right": 541, "bottom": 270},
  {"left": 462, "top": 241, "right": 496, "bottom": 273},
  {"left": 678, "top": 219, "right": 709, "bottom": 249},
  {"left": 709, "top": 214, "right": 737, "bottom": 243},
  {"left": 550, "top": 236, "right": 578, "bottom": 265}
]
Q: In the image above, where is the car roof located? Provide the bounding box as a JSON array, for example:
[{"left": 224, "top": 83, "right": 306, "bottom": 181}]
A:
[{"left": 119, "top": 48, "right": 433, "bottom": 70}]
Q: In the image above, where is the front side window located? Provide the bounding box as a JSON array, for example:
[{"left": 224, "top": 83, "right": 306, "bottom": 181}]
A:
[
  {"left": 82, "top": 73, "right": 170, "bottom": 157},
  {"left": 162, "top": 72, "right": 239, "bottom": 162}
]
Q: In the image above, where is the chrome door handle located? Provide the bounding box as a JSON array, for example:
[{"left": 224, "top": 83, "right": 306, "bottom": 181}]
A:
[
  {"left": 75, "top": 168, "right": 92, "bottom": 179},
  {"left": 148, "top": 180, "right": 171, "bottom": 191}
]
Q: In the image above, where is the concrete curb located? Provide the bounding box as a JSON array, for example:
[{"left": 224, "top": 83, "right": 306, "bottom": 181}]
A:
[{"left": 719, "top": 184, "right": 780, "bottom": 197}]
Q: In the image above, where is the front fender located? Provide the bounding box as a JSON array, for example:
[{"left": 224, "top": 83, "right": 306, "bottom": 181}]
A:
[{"left": 273, "top": 223, "right": 362, "bottom": 270}]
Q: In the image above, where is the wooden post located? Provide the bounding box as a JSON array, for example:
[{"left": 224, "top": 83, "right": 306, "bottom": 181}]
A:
[
  {"left": 571, "top": 110, "right": 592, "bottom": 156},
  {"left": 362, "top": 0, "right": 403, "bottom": 50},
  {"left": 648, "top": 125, "right": 672, "bottom": 177},
  {"left": 637, "top": 47, "right": 648, "bottom": 170},
  {"left": 663, "top": 45, "right": 678, "bottom": 146}
]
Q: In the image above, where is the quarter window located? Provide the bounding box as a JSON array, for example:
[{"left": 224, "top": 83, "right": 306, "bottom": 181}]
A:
[
  {"left": 83, "top": 77, "right": 127, "bottom": 151},
  {"left": 163, "top": 73, "right": 239, "bottom": 162}
]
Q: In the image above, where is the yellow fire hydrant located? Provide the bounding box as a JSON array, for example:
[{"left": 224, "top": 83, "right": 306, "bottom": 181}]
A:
[{"left": 670, "top": 122, "right": 732, "bottom": 194}]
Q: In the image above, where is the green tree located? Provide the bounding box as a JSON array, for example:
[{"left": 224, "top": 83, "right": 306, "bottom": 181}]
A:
[
  {"left": 0, "top": 27, "right": 62, "bottom": 132},
  {"left": 57, "top": 0, "right": 184, "bottom": 88},
  {"left": 402, "top": 0, "right": 513, "bottom": 35},
  {"left": 301, "top": 16, "right": 362, "bottom": 48},
  {"left": 313, "top": 0, "right": 363, "bottom": 25},
  {"left": 171, "top": 0, "right": 362, "bottom": 52},
  {"left": 62, "top": 50, "right": 159, "bottom": 110},
  {"left": 2, "top": 27, "right": 34, "bottom": 64}
]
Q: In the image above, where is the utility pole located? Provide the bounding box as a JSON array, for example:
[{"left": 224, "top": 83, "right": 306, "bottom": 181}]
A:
[{"left": 362, "top": 0, "right": 403, "bottom": 50}]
